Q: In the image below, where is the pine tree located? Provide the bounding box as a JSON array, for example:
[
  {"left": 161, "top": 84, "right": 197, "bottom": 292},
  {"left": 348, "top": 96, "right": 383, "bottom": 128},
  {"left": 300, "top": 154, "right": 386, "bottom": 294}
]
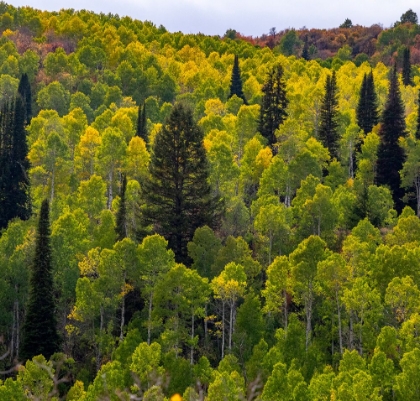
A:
[
  {"left": 21, "top": 199, "right": 60, "bottom": 360},
  {"left": 228, "top": 55, "right": 247, "bottom": 104},
  {"left": 377, "top": 65, "right": 407, "bottom": 213},
  {"left": 17, "top": 73, "right": 32, "bottom": 125},
  {"left": 136, "top": 102, "right": 148, "bottom": 143},
  {"left": 0, "top": 97, "right": 31, "bottom": 231},
  {"left": 416, "top": 90, "right": 420, "bottom": 141},
  {"left": 115, "top": 173, "right": 127, "bottom": 241},
  {"left": 142, "top": 103, "right": 219, "bottom": 264},
  {"left": 258, "top": 64, "right": 288, "bottom": 150},
  {"left": 402, "top": 47, "right": 413, "bottom": 86},
  {"left": 301, "top": 36, "right": 310, "bottom": 60},
  {"left": 318, "top": 71, "right": 340, "bottom": 160},
  {"left": 356, "top": 71, "right": 379, "bottom": 135}
]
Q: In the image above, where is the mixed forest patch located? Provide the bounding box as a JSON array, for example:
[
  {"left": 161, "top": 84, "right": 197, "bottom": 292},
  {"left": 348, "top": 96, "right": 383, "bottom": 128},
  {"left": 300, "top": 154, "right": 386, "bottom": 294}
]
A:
[{"left": 1, "top": 2, "right": 420, "bottom": 399}]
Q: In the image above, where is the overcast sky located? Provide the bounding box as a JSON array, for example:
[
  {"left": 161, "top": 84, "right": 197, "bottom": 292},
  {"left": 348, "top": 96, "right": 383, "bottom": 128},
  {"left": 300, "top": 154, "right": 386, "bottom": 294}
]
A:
[{"left": 10, "top": 0, "right": 420, "bottom": 36}]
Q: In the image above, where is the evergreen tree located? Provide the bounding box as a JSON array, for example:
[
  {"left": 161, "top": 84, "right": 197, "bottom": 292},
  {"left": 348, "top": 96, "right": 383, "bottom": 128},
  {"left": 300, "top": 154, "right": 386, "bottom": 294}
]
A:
[
  {"left": 0, "top": 97, "right": 31, "bottom": 231},
  {"left": 142, "top": 103, "right": 219, "bottom": 264},
  {"left": 402, "top": 47, "right": 413, "bottom": 86},
  {"left": 115, "top": 173, "right": 127, "bottom": 241},
  {"left": 258, "top": 64, "right": 288, "bottom": 150},
  {"left": 356, "top": 71, "right": 379, "bottom": 135},
  {"left": 17, "top": 73, "right": 32, "bottom": 125},
  {"left": 416, "top": 89, "right": 420, "bottom": 141},
  {"left": 301, "top": 36, "right": 310, "bottom": 60},
  {"left": 21, "top": 199, "right": 60, "bottom": 360},
  {"left": 136, "top": 102, "right": 148, "bottom": 143},
  {"left": 228, "top": 55, "right": 247, "bottom": 104},
  {"left": 376, "top": 65, "right": 407, "bottom": 213},
  {"left": 318, "top": 71, "right": 340, "bottom": 160}
]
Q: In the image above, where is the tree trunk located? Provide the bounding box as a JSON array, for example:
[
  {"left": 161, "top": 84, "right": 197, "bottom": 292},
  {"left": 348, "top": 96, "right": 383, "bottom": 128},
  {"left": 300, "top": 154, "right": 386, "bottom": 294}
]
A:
[
  {"left": 349, "top": 140, "right": 354, "bottom": 179},
  {"left": 349, "top": 313, "right": 354, "bottom": 350},
  {"left": 147, "top": 292, "right": 153, "bottom": 345},
  {"left": 283, "top": 289, "right": 288, "bottom": 329},
  {"left": 190, "top": 312, "right": 195, "bottom": 365},
  {"left": 221, "top": 301, "right": 225, "bottom": 359},
  {"left": 229, "top": 302, "right": 234, "bottom": 351},
  {"left": 107, "top": 169, "right": 113, "bottom": 209},
  {"left": 416, "top": 177, "right": 420, "bottom": 217},
  {"left": 50, "top": 165, "right": 55, "bottom": 202},
  {"left": 336, "top": 289, "right": 343, "bottom": 355},
  {"left": 305, "top": 283, "right": 313, "bottom": 351},
  {"left": 120, "top": 294, "right": 125, "bottom": 342}
]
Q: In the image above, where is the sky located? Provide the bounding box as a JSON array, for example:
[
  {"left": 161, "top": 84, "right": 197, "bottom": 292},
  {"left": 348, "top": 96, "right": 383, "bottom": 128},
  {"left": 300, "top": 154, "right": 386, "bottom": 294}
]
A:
[{"left": 10, "top": 0, "right": 420, "bottom": 36}]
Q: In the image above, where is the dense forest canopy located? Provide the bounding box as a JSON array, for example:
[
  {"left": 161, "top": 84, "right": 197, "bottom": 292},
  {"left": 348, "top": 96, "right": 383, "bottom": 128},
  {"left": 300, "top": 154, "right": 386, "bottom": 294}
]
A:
[{"left": 1, "top": 2, "right": 420, "bottom": 400}]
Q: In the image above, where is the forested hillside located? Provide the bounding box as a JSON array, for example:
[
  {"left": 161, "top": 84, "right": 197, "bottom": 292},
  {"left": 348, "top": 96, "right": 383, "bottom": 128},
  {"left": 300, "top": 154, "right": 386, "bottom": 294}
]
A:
[{"left": 1, "top": 3, "right": 420, "bottom": 400}]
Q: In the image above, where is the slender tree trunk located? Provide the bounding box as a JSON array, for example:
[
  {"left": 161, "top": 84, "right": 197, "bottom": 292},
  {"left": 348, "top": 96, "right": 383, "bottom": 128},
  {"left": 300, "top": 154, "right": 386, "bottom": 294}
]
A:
[
  {"left": 107, "top": 169, "right": 113, "bottom": 209},
  {"left": 204, "top": 304, "right": 208, "bottom": 345},
  {"left": 50, "top": 166, "right": 55, "bottom": 202},
  {"left": 283, "top": 289, "right": 288, "bottom": 329},
  {"left": 120, "top": 295, "right": 125, "bottom": 342},
  {"left": 268, "top": 232, "right": 273, "bottom": 265},
  {"left": 349, "top": 140, "right": 354, "bottom": 179},
  {"left": 336, "top": 289, "right": 343, "bottom": 354},
  {"left": 221, "top": 301, "right": 225, "bottom": 359},
  {"left": 15, "top": 299, "right": 19, "bottom": 360},
  {"left": 305, "top": 283, "right": 313, "bottom": 351},
  {"left": 190, "top": 312, "right": 194, "bottom": 365},
  {"left": 229, "top": 302, "right": 234, "bottom": 351},
  {"left": 147, "top": 292, "right": 153, "bottom": 345},
  {"left": 349, "top": 313, "right": 354, "bottom": 350},
  {"left": 97, "top": 306, "right": 104, "bottom": 372}
]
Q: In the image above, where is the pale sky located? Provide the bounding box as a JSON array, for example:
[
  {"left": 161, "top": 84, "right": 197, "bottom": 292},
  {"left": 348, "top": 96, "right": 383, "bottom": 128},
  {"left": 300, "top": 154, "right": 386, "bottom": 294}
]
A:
[{"left": 10, "top": 0, "right": 420, "bottom": 36}]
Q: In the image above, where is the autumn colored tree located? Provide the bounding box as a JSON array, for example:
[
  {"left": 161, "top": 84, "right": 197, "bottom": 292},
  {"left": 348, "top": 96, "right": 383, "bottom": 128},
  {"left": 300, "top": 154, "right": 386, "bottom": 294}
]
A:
[
  {"left": 376, "top": 65, "right": 407, "bottom": 213},
  {"left": 21, "top": 200, "right": 60, "bottom": 360},
  {"left": 258, "top": 64, "right": 288, "bottom": 150},
  {"left": 142, "top": 103, "right": 219, "bottom": 264},
  {"left": 318, "top": 71, "right": 339, "bottom": 160}
]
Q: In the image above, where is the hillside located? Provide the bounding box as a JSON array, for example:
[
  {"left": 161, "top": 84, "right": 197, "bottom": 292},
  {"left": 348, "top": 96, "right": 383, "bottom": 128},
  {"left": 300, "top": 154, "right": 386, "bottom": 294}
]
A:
[{"left": 0, "top": 3, "right": 420, "bottom": 400}]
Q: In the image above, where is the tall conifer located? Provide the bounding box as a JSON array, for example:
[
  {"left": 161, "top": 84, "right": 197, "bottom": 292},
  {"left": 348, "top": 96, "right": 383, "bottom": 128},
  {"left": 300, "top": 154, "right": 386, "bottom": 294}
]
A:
[
  {"left": 416, "top": 89, "right": 420, "bottom": 141},
  {"left": 136, "top": 102, "right": 148, "bottom": 143},
  {"left": 357, "top": 71, "right": 379, "bottom": 135},
  {"left": 21, "top": 199, "right": 60, "bottom": 360},
  {"left": 377, "top": 65, "right": 407, "bottom": 213},
  {"left": 258, "top": 64, "right": 288, "bottom": 150},
  {"left": 318, "top": 71, "right": 340, "bottom": 160},
  {"left": 0, "top": 97, "right": 31, "bottom": 231},
  {"left": 228, "top": 55, "right": 247, "bottom": 104},
  {"left": 17, "top": 73, "right": 32, "bottom": 125},
  {"left": 142, "top": 103, "right": 219, "bottom": 264},
  {"left": 402, "top": 47, "right": 412, "bottom": 86}
]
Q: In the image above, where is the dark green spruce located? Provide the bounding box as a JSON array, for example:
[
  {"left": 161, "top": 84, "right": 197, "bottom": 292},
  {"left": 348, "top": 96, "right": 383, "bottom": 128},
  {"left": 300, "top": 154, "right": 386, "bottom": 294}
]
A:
[
  {"left": 115, "top": 173, "right": 128, "bottom": 241},
  {"left": 136, "top": 102, "right": 148, "bottom": 143},
  {"left": 402, "top": 47, "right": 413, "bottom": 86},
  {"left": 0, "top": 96, "right": 31, "bottom": 231},
  {"left": 258, "top": 64, "right": 288, "bottom": 150},
  {"left": 357, "top": 71, "right": 379, "bottom": 135},
  {"left": 142, "top": 103, "right": 219, "bottom": 264},
  {"left": 17, "top": 73, "right": 32, "bottom": 125},
  {"left": 376, "top": 65, "right": 407, "bottom": 213},
  {"left": 21, "top": 199, "right": 60, "bottom": 360},
  {"left": 416, "top": 89, "right": 420, "bottom": 141},
  {"left": 301, "top": 36, "right": 310, "bottom": 60},
  {"left": 318, "top": 71, "right": 340, "bottom": 160},
  {"left": 228, "top": 55, "right": 247, "bottom": 104}
]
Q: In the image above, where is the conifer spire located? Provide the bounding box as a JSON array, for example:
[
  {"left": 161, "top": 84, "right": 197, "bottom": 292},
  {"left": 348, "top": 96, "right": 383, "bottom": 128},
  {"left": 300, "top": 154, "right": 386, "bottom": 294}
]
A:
[
  {"left": 377, "top": 65, "right": 407, "bottom": 213},
  {"left": 318, "top": 71, "right": 339, "bottom": 160},
  {"left": 228, "top": 55, "right": 247, "bottom": 104},
  {"left": 21, "top": 199, "right": 60, "bottom": 360}
]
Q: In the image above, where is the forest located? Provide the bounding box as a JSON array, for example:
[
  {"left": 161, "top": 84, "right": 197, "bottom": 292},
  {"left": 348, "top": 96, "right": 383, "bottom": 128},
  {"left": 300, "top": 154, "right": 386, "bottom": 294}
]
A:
[{"left": 1, "top": 2, "right": 420, "bottom": 400}]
